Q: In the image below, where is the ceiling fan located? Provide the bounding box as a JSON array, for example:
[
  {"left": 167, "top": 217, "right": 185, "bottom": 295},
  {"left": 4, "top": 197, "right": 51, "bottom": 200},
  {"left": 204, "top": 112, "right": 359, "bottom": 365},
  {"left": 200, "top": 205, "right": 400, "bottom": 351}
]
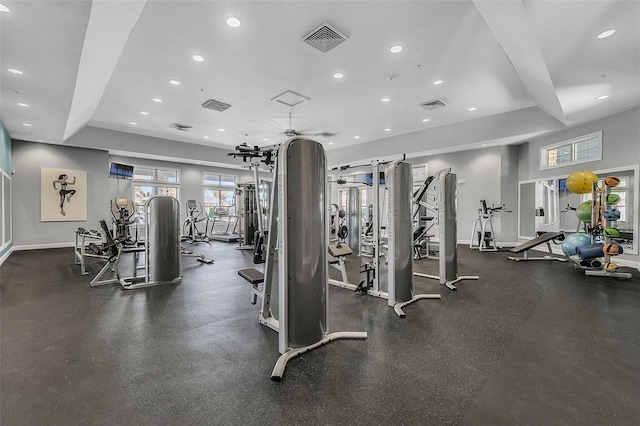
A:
[
  {"left": 282, "top": 112, "right": 338, "bottom": 138},
  {"left": 240, "top": 111, "right": 339, "bottom": 143}
]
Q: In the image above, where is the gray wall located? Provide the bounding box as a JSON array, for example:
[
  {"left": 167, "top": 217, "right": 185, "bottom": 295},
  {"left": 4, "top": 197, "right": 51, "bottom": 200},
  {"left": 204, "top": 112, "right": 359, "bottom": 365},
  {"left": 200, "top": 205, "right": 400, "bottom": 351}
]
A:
[
  {"left": 518, "top": 107, "right": 640, "bottom": 264},
  {"left": 11, "top": 141, "right": 269, "bottom": 248},
  {"left": 12, "top": 140, "right": 110, "bottom": 247}
]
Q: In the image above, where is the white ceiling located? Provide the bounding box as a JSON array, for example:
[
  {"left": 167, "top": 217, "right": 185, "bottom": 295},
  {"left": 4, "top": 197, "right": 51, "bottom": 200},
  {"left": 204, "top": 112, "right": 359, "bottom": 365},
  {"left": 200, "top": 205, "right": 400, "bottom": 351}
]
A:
[{"left": 1, "top": 0, "right": 639, "bottom": 164}]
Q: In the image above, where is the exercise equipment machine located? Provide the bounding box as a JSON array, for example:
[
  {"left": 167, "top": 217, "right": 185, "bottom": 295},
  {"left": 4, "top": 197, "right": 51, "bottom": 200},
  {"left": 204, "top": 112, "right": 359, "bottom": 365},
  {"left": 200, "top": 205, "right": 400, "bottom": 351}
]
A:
[
  {"left": 469, "top": 200, "right": 509, "bottom": 251},
  {"left": 74, "top": 227, "right": 104, "bottom": 275},
  {"left": 182, "top": 200, "right": 210, "bottom": 243},
  {"left": 236, "top": 138, "right": 367, "bottom": 381},
  {"left": 414, "top": 168, "right": 479, "bottom": 290},
  {"left": 386, "top": 160, "right": 441, "bottom": 316},
  {"left": 208, "top": 207, "right": 239, "bottom": 242},
  {"left": 508, "top": 231, "right": 568, "bottom": 262},
  {"left": 111, "top": 197, "right": 139, "bottom": 247},
  {"left": 85, "top": 220, "right": 127, "bottom": 287},
  {"left": 117, "top": 196, "right": 183, "bottom": 289}
]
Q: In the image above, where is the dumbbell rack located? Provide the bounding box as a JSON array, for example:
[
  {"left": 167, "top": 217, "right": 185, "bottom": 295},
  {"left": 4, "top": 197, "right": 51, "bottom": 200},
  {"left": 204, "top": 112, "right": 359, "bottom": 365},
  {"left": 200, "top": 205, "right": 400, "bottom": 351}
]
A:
[{"left": 585, "top": 180, "right": 631, "bottom": 279}]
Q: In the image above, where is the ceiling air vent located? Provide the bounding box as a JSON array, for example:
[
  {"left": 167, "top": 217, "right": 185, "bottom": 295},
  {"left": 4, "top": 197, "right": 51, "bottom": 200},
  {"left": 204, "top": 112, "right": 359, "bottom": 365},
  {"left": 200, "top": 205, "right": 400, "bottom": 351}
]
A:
[
  {"left": 303, "top": 23, "right": 347, "bottom": 53},
  {"left": 202, "top": 99, "right": 232, "bottom": 112},
  {"left": 419, "top": 99, "right": 447, "bottom": 111},
  {"left": 170, "top": 123, "right": 193, "bottom": 131}
]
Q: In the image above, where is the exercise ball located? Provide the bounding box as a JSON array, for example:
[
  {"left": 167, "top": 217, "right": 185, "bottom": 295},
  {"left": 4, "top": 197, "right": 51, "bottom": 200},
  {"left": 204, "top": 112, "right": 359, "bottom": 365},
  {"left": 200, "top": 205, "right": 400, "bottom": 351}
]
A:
[
  {"left": 562, "top": 233, "right": 591, "bottom": 256},
  {"left": 603, "top": 227, "right": 620, "bottom": 237},
  {"left": 606, "top": 194, "right": 620, "bottom": 204},
  {"left": 604, "top": 262, "right": 618, "bottom": 271},
  {"left": 603, "top": 242, "right": 623, "bottom": 255},
  {"left": 566, "top": 170, "right": 599, "bottom": 194},
  {"left": 576, "top": 201, "right": 592, "bottom": 222},
  {"left": 603, "top": 208, "right": 621, "bottom": 221},
  {"left": 604, "top": 176, "right": 620, "bottom": 187}
]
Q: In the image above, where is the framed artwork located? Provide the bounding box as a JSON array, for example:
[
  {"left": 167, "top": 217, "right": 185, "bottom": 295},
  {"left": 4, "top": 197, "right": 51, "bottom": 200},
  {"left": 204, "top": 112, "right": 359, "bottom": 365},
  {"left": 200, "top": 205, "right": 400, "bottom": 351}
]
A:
[{"left": 41, "top": 168, "right": 87, "bottom": 221}]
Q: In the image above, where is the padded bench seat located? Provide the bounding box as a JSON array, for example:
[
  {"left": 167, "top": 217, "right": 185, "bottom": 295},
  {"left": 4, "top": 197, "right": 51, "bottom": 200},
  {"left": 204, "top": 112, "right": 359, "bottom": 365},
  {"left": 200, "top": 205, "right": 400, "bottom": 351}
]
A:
[{"left": 238, "top": 268, "right": 264, "bottom": 285}]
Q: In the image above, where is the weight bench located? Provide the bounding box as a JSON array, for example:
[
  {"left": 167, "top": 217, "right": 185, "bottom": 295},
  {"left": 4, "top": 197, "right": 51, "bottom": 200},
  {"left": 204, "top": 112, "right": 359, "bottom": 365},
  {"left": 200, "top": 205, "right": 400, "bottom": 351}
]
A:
[
  {"left": 508, "top": 231, "right": 567, "bottom": 262},
  {"left": 328, "top": 243, "right": 357, "bottom": 290},
  {"left": 238, "top": 268, "right": 265, "bottom": 304}
]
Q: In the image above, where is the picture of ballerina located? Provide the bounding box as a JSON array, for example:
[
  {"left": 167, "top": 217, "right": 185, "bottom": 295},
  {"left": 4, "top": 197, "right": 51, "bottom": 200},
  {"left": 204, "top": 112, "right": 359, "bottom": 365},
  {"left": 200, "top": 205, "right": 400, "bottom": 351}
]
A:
[
  {"left": 53, "top": 174, "right": 76, "bottom": 216},
  {"left": 41, "top": 168, "right": 87, "bottom": 222}
]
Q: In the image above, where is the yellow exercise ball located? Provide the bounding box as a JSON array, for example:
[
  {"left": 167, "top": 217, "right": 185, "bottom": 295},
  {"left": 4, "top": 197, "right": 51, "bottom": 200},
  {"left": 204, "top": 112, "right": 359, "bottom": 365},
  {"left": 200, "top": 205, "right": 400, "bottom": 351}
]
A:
[{"left": 566, "top": 170, "right": 599, "bottom": 194}]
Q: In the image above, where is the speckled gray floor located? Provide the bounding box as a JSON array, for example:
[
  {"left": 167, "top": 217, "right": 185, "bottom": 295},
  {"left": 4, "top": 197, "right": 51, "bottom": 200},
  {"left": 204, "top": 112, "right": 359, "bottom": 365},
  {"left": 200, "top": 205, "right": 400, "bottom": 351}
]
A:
[{"left": 1, "top": 243, "right": 639, "bottom": 425}]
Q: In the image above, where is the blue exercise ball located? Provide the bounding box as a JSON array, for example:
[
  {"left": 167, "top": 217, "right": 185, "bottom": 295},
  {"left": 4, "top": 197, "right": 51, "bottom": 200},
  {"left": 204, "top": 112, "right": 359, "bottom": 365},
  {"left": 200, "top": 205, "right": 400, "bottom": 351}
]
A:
[{"left": 562, "top": 233, "right": 591, "bottom": 257}]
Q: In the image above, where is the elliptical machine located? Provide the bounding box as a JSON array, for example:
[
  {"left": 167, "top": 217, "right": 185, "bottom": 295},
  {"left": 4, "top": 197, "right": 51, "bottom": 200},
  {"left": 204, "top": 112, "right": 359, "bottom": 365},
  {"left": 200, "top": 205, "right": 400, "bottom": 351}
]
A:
[
  {"left": 182, "top": 200, "right": 210, "bottom": 243},
  {"left": 111, "top": 197, "right": 139, "bottom": 247}
]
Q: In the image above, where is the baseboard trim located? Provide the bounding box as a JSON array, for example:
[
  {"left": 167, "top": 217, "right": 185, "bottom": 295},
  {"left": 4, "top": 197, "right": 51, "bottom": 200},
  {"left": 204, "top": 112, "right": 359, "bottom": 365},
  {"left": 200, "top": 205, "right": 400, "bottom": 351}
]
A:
[
  {"left": 12, "top": 242, "right": 75, "bottom": 251},
  {"left": 0, "top": 246, "right": 13, "bottom": 266}
]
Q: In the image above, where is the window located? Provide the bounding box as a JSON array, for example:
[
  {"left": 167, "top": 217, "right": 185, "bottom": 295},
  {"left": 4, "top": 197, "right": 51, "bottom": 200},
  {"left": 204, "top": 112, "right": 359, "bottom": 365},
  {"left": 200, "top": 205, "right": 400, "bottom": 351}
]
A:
[
  {"left": 132, "top": 166, "right": 180, "bottom": 218},
  {"left": 540, "top": 131, "right": 602, "bottom": 170},
  {"left": 203, "top": 172, "right": 237, "bottom": 217}
]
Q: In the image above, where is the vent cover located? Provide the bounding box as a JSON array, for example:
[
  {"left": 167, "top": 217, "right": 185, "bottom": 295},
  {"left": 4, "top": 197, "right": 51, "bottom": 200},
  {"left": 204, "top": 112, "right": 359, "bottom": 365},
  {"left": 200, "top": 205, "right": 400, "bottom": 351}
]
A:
[
  {"left": 271, "top": 90, "right": 310, "bottom": 107},
  {"left": 419, "top": 99, "right": 447, "bottom": 110},
  {"left": 303, "top": 23, "right": 347, "bottom": 53},
  {"left": 170, "top": 123, "right": 193, "bottom": 131},
  {"left": 202, "top": 99, "right": 232, "bottom": 112}
]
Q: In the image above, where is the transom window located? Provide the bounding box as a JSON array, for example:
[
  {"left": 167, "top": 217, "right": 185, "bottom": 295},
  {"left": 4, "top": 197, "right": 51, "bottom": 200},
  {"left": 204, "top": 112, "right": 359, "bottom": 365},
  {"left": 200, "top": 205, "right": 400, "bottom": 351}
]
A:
[{"left": 540, "top": 131, "right": 602, "bottom": 170}]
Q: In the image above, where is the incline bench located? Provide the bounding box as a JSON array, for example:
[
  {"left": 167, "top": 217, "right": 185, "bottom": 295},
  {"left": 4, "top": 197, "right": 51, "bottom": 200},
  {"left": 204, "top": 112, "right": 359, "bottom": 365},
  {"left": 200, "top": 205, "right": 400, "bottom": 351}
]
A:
[{"left": 508, "top": 231, "right": 567, "bottom": 262}]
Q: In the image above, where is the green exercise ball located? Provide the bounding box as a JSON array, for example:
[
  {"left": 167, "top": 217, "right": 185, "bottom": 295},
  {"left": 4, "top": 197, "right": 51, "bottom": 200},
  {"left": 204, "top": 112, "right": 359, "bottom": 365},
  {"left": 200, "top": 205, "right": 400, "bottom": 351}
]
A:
[{"left": 575, "top": 201, "right": 592, "bottom": 222}]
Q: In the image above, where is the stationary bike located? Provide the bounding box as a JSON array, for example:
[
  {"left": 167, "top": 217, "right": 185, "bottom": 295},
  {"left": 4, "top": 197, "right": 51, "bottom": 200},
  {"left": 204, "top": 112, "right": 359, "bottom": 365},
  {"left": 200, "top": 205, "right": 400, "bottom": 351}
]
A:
[{"left": 182, "top": 200, "right": 210, "bottom": 243}]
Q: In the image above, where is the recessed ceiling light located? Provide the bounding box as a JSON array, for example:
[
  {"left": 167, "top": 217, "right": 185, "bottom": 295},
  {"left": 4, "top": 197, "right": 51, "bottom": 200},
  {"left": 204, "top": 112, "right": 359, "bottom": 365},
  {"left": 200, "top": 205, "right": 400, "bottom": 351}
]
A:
[
  {"left": 227, "top": 17, "right": 241, "bottom": 27},
  {"left": 468, "top": 107, "right": 477, "bottom": 111},
  {"left": 152, "top": 98, "right": 163, "bottom": 103},
  {"left": 596, "top": 95, "right": 609, "bottom": 100},
  {"left": 37, "top": 139, "right": 44, "bottom": 142},
  {"left": 218, "top": 128, "right": 225, "bottom": 132},
  {"left": 384, "top": 128, "right": 391, "bottom": 132},
  {"left": 433, "top": 79, "right": 444, "bottom": 85},
  {"left": 203, "top": 136, "right": 210, "bottom": 139},
  {"left": 390, "top": 45, "right": 403, "bottom": 53},
  {"left": 8, "top": 68, "right": 23, "bottom": 75},
  {"left": 169, "top": 79, "right": 180, "bottom": 85},
  {"left": 482, "top": 143, "right": 488, "bottom": 147},
  {"left": 192, "top": 54, "right": 205, "bottom": 62},
  {"left": 263, "top": 138, "right": 269, "bottom": 141},
  {"left": 130, "top": 122, "right": 138, "bottom": 125},
  {"left": 381, "top": 97, "right": 390, "bottom": 102},
  {"left": 596, "top": 29, "right": 616, "bottom": 39},
  {"left": 333, "top": 72, "right": 344, "bottom": 79},
  {"left": 23, "top": 123, "right": 32, "bottom": 127},
  {"left": 422, "top": 118, "right": 430, "bottom": 122},
  {"left": 17, "top": 102, "right": 29, "bottom": 107},
  {"left": 354, "top": 136, "right": 360, "bottom": 139},
  {"left": 0, "top": 4, "right": 9, "bottom": 13},
  {"left": 140, "top": 111, "right": 149, "bottom": 115},
  {"left": 329, "top": 142, "right": 334, "bottom": 145}
]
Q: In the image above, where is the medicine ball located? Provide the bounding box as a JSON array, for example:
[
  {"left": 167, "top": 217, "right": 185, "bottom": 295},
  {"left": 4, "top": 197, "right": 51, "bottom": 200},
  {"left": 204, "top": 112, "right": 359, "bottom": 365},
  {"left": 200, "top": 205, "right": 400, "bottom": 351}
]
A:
[
  {"left": 606, "top": 194, "right": 620, "bottom": 204},
  {"left": 604, "top": 176, "right": 620, "bottom": 187},
  {"left": 603, "top": 209, "right": 621, "bottom": 221},
  {"left": 603, "top": 227, "right": 620, "bottom": 237},
  {"left": 566, "top": 170, "right": 599, "bottom": 194},
  {"left": 603, "top": 242, "right": 623, "bottom": 255}
]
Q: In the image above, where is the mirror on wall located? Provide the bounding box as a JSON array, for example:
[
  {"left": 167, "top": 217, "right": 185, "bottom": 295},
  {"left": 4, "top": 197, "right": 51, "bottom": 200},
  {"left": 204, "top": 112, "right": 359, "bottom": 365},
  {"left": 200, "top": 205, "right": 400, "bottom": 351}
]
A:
[{"left": 518, "top": 166, "right": 637, "bottom": 255}]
